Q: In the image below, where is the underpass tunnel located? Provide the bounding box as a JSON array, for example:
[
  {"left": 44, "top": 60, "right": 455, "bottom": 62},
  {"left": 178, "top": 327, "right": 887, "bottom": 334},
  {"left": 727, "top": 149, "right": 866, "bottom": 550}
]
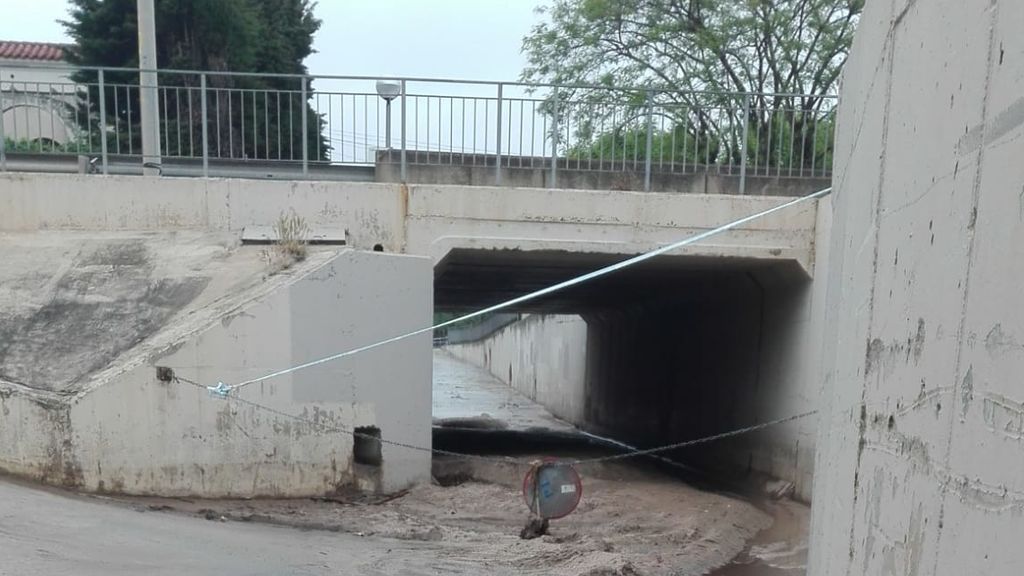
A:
[{"left": 435, "top": 248, "right": 818, "bottom": 497}]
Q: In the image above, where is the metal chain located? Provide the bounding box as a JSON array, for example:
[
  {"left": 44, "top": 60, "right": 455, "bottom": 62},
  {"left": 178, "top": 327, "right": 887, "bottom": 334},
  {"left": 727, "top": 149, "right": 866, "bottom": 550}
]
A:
[
  {"left": 174, "top": 376, "right": 518, "bottom": 464},
  {"left": 175, "top": 375, "right": 818, "bottom": 467},
  {"left": 571, "top": 410, "right": 819, "bottom": 465}
]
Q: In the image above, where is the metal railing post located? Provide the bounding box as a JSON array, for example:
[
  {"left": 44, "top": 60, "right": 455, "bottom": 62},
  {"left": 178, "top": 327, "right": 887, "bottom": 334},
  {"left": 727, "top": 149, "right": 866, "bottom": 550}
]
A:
[
  {"left": 400, "top": 79, "right": 407, "bottom": 182},
  {"left": 495, "top": 83, "right": 503, "bottom": 186},
  {"left": 644, "top": 89, "right": 654, "bottom": 192},
  {"left": 0, "top": 67, "right": 7, "bottom": 172},
  {"left": 739, "top": 93, "right": 750, "bottom": 195},
  {"left": 301, "top": 76, "right": 308, "bottom": 177},
  {"left": 550, "top": 89, "right": 559, "bottom": 189},
  {"left": 200, "top": 74, "right": 210, "bottom": 177},
  {"left": 98, "top": 70, "right": 109, "bottom": 175}
]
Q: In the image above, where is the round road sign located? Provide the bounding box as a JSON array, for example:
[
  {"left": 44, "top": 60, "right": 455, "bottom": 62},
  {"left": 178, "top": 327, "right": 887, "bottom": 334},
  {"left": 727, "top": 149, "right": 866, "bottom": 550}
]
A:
[{"left": 522, "top": 459, "right": 583, "bottom": 520}]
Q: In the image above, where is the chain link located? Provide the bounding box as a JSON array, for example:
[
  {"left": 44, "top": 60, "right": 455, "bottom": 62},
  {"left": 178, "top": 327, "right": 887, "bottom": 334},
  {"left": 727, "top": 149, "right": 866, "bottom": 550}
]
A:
[
  {"left": 175, "top": 375, "right": 817, "bottom": 467},
  {"left": 175, "top": 376, "right": 519, "bottom": 464},
  {"left": 571, "top": 411, "right": 818, "bottom": 465}
]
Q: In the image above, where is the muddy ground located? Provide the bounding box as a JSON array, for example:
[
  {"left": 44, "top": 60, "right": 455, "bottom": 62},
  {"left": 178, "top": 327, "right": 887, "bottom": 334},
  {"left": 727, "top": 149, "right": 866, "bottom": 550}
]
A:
[{"left": 103, "top": 454, "right": 807, "bottom": 576}]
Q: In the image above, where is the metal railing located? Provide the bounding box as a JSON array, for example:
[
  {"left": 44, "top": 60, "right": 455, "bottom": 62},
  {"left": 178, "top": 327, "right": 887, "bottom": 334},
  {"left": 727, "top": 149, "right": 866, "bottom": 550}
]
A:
[
  {"left": 0, "top": 64, "right": 837, "bottom": 190},
  {"left": 435, "top": 313, "right": 522, "bottom": 346}
]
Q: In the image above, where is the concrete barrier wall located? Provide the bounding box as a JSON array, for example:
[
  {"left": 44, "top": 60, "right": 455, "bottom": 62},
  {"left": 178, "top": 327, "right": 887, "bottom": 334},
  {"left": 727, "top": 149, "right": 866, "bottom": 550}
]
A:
[
  {"left": 0, "top": 174, "right": 406, "bottom": 251},
  {"left": 375, "top": 150, "right": 830, "bottom": 196},
  {"left": 0, "top": 250, "right": 433, "bottom": 497},
  {"left": 406, "top": 184, "right": 821, "bottom": 274},
  {"left": 446, "top": 315, "right": 588, "bottom": 426},
  {"left": 0, "top": 173, "right": 824, "bottom": 276},
  {"left": 0, "top": 387, "right": 69, "bottom": 483},
  {"left": 378, "top": 158, "right": 830, "bottom": 197}
]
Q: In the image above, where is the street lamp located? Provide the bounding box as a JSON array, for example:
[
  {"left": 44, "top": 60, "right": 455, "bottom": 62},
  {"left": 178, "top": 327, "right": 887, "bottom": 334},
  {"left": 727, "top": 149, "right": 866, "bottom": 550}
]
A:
[{"left": 375, "top": 80, "right": 401, "bottom": 149}]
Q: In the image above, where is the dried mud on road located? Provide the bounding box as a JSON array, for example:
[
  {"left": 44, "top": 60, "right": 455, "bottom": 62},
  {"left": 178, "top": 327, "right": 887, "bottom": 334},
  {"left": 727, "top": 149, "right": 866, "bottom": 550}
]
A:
[{"left": 109, "top": 456, "right": 807, "bottom": 576}]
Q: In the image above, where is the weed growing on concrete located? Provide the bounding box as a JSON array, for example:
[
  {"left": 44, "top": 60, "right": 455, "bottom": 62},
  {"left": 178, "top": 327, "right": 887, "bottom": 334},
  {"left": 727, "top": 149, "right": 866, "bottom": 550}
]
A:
[{"left": 264, "top": 210, "right": 310, "bottom": 272}]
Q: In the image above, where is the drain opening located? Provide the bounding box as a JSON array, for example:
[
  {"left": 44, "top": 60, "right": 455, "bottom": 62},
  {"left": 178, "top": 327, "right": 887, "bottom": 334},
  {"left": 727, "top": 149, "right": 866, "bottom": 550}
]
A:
[{"left": 354, "top": 426, "right": 383, "bottom": 466}]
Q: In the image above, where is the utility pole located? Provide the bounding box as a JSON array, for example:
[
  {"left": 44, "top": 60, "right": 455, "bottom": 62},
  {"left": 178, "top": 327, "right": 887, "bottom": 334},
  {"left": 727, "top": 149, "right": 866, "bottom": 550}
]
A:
[{"left": 137, "top": 0, "right": 161, "bottom": 175}]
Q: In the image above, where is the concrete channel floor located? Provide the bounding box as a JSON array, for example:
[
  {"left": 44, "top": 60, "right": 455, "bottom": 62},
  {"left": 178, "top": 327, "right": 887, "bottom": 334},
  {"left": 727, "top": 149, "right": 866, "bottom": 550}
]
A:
[{"left": 432, "top": 349, "right": 574, "bottom": 432}]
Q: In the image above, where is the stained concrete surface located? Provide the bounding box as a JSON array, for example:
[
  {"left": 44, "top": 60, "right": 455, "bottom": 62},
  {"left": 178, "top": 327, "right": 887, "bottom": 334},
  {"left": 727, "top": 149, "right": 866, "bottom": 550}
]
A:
[
  {"left": 0, "top": 239, "right": 433, "bottom": 497},
  {"left": 445, "top": 315, "right": 589, "bottom": 427},
  {"left": 0, "top": 231, "right": 268, "bottom": 391},
  {"left": 376, "top": 149, "right": 831, "bottom": 196},
  {"left": 0, "top": 174, "right": 823, "bottom": 280},
  {"left": 808, "top": 0, "right": 1024, "bottom": 574},
  {"left": 432, "top": 349, "right": 573, "bottom": 432}
]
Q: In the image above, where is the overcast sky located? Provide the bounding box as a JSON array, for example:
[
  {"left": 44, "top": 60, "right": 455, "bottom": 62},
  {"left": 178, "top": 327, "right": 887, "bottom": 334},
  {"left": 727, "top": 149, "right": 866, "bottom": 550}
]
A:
[
  {"left": 0, "top": 0, "right": 551, "bottom": 160},
  {"left": 0, "top": 0, "right": 543, "bottom": 81}
]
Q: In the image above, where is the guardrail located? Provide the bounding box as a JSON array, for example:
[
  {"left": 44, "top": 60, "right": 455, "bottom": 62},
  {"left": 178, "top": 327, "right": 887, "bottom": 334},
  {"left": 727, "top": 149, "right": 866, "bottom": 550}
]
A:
[{"left": 0, "top": 64, "right": 836, "bottom": 191}]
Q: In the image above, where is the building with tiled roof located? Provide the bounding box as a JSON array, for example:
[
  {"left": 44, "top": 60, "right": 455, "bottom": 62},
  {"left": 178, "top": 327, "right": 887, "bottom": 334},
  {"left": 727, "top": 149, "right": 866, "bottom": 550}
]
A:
[
  {"left": 1, "top": 40, "right": 77, "bottom": 147},
  {"left": 0, "top": 40, "right": 69, "bottom": 62}
]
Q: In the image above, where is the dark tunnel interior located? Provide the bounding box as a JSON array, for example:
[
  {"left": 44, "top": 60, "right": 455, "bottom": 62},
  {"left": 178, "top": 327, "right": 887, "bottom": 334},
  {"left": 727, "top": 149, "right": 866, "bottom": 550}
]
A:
[{"left": 434, "top": 248, "right": 814, "bottom": 481}]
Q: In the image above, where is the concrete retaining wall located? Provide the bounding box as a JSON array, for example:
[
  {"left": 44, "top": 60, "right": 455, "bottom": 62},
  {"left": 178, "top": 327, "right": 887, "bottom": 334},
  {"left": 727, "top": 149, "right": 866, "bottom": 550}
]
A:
[
  {"left": 809, "top": 0, "right": 1024, "bottom": 573},
  {"left": 376, "top": 150, "right": 831, "bottom": 196},
  {"left": 446, "top": 315, "right": 588, "bottom": 426},
  {"left": 0, "top": 250, "right": 432, "bottom": 497}
]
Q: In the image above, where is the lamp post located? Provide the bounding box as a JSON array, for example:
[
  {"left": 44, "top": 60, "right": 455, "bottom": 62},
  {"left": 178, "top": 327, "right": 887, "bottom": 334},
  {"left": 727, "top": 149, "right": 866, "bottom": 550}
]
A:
[{"left": 375, "top": 80, "right": 401, "bottom": 149}]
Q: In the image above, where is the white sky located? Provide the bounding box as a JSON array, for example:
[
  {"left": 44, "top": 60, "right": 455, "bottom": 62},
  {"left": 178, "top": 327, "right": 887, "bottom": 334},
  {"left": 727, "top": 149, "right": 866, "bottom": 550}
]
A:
[{"left": 0, "top": 0, "right": 543, "bottom": 82}]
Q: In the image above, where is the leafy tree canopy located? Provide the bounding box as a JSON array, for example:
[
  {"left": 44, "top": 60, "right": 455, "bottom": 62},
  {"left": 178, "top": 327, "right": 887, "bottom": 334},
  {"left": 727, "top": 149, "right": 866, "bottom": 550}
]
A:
[
  {"left": 523, "top": 0, "right": 862, "bottom": 108},
  {"left": 522, "top": 0, "right": 861, "bottom": 172}
]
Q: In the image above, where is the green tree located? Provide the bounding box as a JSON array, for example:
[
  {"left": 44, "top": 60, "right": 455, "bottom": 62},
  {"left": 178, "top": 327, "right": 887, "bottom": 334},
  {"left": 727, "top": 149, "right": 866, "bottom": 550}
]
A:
[
  {"left": 62, "top": 0, "right": 327, "bottom": 161},
  {"left": 523, "top": 0, "right": 860, "bottom": 172}
]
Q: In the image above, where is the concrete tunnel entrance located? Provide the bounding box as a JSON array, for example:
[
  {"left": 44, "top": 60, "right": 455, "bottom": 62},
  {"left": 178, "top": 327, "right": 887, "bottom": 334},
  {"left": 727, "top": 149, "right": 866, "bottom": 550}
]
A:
[{"left": 433, "top": 248, "right": 816, "bottom": 493}]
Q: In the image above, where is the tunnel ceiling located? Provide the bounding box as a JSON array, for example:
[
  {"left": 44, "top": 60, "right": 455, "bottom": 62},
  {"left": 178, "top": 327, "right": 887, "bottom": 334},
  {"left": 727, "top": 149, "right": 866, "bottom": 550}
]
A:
[{"left": 434, "top": 248, "right": 808, "bottom": 313}]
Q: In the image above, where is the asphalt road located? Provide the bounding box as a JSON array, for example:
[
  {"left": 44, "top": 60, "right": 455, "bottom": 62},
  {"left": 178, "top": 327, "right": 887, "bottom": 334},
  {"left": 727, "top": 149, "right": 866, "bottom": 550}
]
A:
[{"left": 0, "top": 479, "right": 443, "bottom": 576}]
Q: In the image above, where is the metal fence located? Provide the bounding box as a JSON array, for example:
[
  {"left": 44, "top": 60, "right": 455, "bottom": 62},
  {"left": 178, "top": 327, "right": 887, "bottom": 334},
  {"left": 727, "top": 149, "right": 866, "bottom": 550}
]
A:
[
  {"left": 0, "top": 64, "right": 837, "bottom": 190},
  {"left": 435, "top": 313, "right": 523, "bottom": 347}
]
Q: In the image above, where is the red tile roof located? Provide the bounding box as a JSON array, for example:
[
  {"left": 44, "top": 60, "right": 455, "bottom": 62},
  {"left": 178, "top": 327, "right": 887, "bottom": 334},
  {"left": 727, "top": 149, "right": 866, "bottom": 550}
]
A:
[{"left": 0, "top": 41, "right": 69, "bottom": 62}]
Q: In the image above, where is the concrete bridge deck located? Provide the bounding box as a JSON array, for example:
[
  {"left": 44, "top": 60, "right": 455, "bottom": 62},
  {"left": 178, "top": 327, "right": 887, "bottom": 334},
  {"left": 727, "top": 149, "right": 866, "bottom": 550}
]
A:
[{"left": 0, "top": 173, "right": 824, "bottom": 278}]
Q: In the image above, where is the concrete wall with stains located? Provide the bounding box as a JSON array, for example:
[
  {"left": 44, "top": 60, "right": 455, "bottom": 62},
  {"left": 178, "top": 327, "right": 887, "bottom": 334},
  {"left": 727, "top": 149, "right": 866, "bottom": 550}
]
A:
[
  {"left": 0, "top": 174, "right": 823, "bottom": 275},
  {"left": 808, "top": 0, "right": 1024, "bottom": 574},
  {"left": 0, "top": 250, "right": 433, "bottom": 497},
  {"left": 0, "top": 387, "right": 70, "bottom": 483},
  {"left": 445, "top": 315, "right": 589, "bottom": 426},
  {"left": 577, "top": 265, "right": 830, "bottom": 502},
  {"left": 0, "top": 175, "right": 407, "bottom": 251}
]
